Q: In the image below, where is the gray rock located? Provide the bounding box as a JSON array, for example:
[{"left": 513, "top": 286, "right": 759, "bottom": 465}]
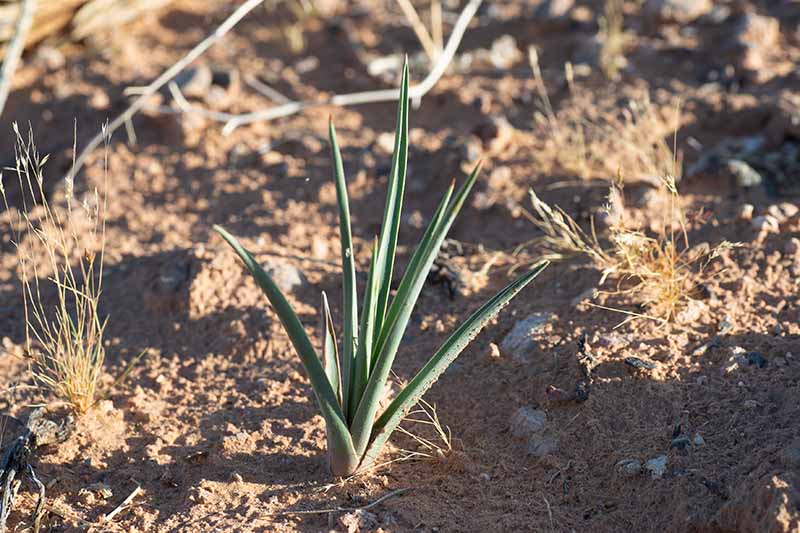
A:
[
  {"left": 784, "top": 238, "right": 800, "bottom": 257},
  {"left": 645, "top": 455, "right": 668, "bottom": 479},
  {"left": 510, "top": 407, "right": 558, "bottom": 457},
  {"left": 339, "top": 509, "right": 379, "bottom": 533},
  {"left": 501, "top": 313, "right": 553, "bottom": 362},
  {"left": 643, "top": 0, "right": 712, "bottom": 24},
  {"left": 746, "top": 351, "right": 768, "bottom": 368},
  {"left": 671, "top": 436, "right": 691, "bottom": 450},
  {"left": 694, "top": 434, "right": 706, "bottom": 446},
  {"left": 264, "top": 261, "right": 307, "bottom": 293},
  {"left": 510, "top": 407, "right": 547, "bottom": 438},
  {"left": 731, "top": 13, "right": 780, "bottom": 74},
  {"left": 751, "top": 215, "right": 779, "bottom": 233},
  {"left": 488, "top": 35, "right": 522, "bottom": 69},
  {"left": 727, "top": 159, "right": 762, "bottom": 188},
  {"left": 617, "top": 459, "right": 642, "bottom": 477}
]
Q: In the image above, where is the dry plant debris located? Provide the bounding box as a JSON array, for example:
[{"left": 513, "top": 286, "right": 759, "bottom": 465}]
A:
[{"left": 527, "top": 174, "right": 737, "bottom": 325}]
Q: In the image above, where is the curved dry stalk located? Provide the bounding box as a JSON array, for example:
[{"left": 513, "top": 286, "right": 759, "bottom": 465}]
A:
[
  {"left": 64, "top": 0, "right": 264, "bottom": 183},
  {"left": 220, "top": 0, "right": 482, "bottom": 134},
  {"left": 0, "top": 0, "right": 36, "bottom": 116}
]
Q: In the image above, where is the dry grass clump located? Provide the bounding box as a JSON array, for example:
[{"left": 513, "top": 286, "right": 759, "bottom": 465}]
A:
[
  {"left": 526, "top": 174, "right": 737, "bottom": 325},
  {"left": 1, "top": 124, "right": 108, "bottom": 413},
  {"left": 528, "top": 48, "right": 681, "bottom": 182}
]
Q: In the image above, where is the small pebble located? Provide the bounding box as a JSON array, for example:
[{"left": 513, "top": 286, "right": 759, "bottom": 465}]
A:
[
  {"left": 746, "top": 351, "right": 768, "bottom": 368},
  {"left": 625, "top": 357, "right": 658, "bottom": 370},
  {"left": 784, "top": 238, "right": 800, "bottom": 256},
  {"left": 671, "top": 436, "right": 691, "bottom": 450},
  {"left": 693, "top": 434, "right": 706, "bottom": 446},
  {"left": 737, "top": 203, "right": 754, "bottom": 221},
  {"left": 727, "top": 159, "right": 762, "bottom": 188},
  {"left": 488, "top": 342, "right": 501, "bottom": 359},
  {"left": 751, "top": 215, "right": 780, "bottom": 233},
  {"left": 645, "top": 455, "right": 668, "bottom": 479}
]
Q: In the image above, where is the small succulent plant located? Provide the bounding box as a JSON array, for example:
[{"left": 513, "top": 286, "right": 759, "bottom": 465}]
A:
[{"left": 214, "top": 63, "right": 547, "bottom": 476}]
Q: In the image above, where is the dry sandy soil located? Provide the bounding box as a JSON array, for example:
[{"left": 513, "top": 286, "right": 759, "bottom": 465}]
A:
[{"left": 1, "top": 0, "right": 800, "bottom": 531}]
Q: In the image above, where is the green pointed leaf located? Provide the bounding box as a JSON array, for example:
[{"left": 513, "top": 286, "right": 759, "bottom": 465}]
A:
[
  {"left": 350, "top": 163, "right": 481, "bottom": 457},
  {"left": 372, "top": 62, "right": 410, "bottom": 345},
  {"left": 348, "top": 238, "right": 379, "bottom": 422},
  {"left": 320, "top": 292, "right": 341, "bottom": 407},
  {"left": 213, "top": 225, "right": 359, "bottom": 475},
  {"left": 360, "top": 261, "right": 549, "bottom": 471},
  {"left": 329, "top": 119, "right": 359, "bottom": 417}
]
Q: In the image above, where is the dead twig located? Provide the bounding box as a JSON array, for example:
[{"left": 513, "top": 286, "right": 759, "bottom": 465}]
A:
[
  {"left": 101, "top": 483, "right": 142, "bottom": 523},
  {"left": 65, "top": 0, "right": 264, "bottom": 182},
  {"left": 396, "top": 0, "right": 438, "bottom": 62},
  {"left": 220, "top": 0, "right": 482, "bottom": 134},
  {"left": 0, "top": 0, "right": 37, "bottom": 116}
]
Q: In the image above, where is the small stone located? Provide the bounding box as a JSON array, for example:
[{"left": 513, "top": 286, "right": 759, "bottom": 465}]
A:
[
  {"left": 696, "top": 375, "right": 708, "bottom": 385},
  {"left": 500, "top": 313, "right": 553, "bottom": 363},
  {"left": 718, "top": 317, "right": 734, "bottom": 334},
  {"left": 643, "top": 0, "right": 712, "bottom": 24},
  {"left": 751, "top": 215, "right": 780, "bottom": 233},
  {"left": 732, "top": 13, "right": 780, "bottom": 50},
  {"left": 676, "top": 299, "right": 705, "bottom": 325},
  {"left": 264, "top": 261, "right": 307, "bottom": 293},
  {"left": 339, "top": 509, "right": 379, "bottom": 533},
  {"left": 89, "top": 91, "right": 110, "bottom": 110},
  {"left": 694, "top": 434, "right": 706, "bottom": 446},
  {"left": 625, "top": 357, "right": 658, "bottom": 370},
  {"left": 510, "top": 407, "right": 547, "bottom": 438},
  {"left": 480, "top": 472, "right": 491, "bottom": 481},
  {"left": 703, "top": 4, "right": 730, "bottom": 24},
  {"left": 35, "top": 46, "right": 66, "bottom": 69},
  {"left": 645, "top": 455, "right": 669, "bottom": 479},
  {"left": 784, "top": 238, "right": 800, "bottom": 256},
  {"left": 731, "top": 13, "right": 780, "bottom": 77},
  {"left": 616, "top": 459, "right": 642, "bottom": 477},
  {"left": 737, "top": 203, "right": 754, "bottom": 221},
  {"left": 746, "top": 351, "right": 768, "bottom": 368},
  {"left": 488, "top": 35, "right": 523, "bottom": 69},
  {"left": 727, "top": 159, "right": 762, "bottom": 188},
  {"left": 671, "top": 436, "right": 691, "bottom": 450},
  {"left": 598, "top": 332, "right": 630, "bottom": 349},
  {"left": 231, "top": 472, "right": 244, "bottom": 483},
  {"left": 778, "top": 203, "right": 799, "bottom": 220},
  {"left": 488, "top": 342, "right": 501, "bottom": 359},
  {"left": 375, "top": 132, "right": 395, "bottom": 154}
]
